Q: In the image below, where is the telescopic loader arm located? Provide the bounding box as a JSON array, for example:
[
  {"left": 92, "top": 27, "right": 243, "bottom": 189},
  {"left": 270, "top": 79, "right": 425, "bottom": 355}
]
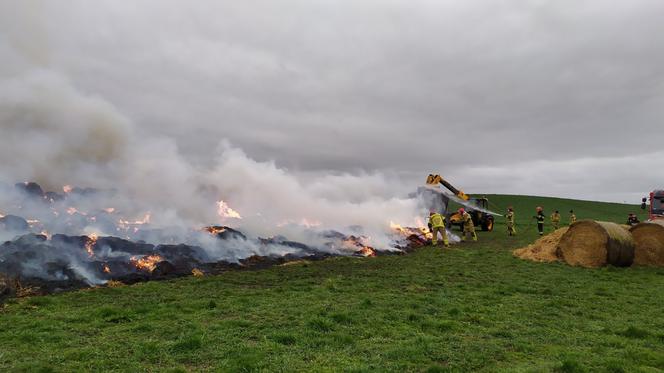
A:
[{"left": 426, "top": 174, "right": 470, "bottom": 201}]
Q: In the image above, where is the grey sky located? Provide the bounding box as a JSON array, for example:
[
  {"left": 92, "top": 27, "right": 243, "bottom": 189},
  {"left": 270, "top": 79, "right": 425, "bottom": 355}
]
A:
[{"left": 1, "top": 0, "right": 663, "bottom": 203}]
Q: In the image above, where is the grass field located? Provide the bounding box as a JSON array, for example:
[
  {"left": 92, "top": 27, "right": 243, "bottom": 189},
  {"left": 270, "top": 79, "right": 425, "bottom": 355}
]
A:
[{"left": 1, "top": 195, "right": 662, "bottom": 372}]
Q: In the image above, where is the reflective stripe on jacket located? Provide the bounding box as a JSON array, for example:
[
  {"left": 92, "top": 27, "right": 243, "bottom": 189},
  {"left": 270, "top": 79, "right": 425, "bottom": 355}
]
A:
[{"left": 429, "top": 213, "right": 445, "bottom": 228}]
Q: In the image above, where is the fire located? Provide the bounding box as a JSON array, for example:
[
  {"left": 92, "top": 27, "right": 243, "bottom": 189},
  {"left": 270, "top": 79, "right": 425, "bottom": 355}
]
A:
[
  {"left": 85, "top": 234, "right": 98, "bottom": 258},
  {"left": 341, "top": 235, "right": 376, "bottom": 257},
  {"left": 103, "top": 207, "right": 116, "bottom": 214},
  {"left": 277, "top": 218, "right": 322, "bottom": 228},
  {"left": 131, "top": 254, "right": 163, "bottom": 272},
  {"left": 40, "top": 230, "right": 51, "bottom": 239},
  {"left": 390, "top": 221, "right": 433, "bottom": 240},
  {"left": 0, "top": 211, "right": 4, "bottom": 218},
  {"left": 356, "top": 247, "right": 377, "bottom": 257},
  {"left": 102, "top": 264, "right": 111, "bottom": 274},
  {"left": 205, "top": 226, "right": 227, "bottom": 235},
  {"left": 63, "top": 185, "right": 73, "bottom": 193},
  {"left": 119, "top": 212, "right": 151, "bottom": 226},
  {"left": 67, "top": 207, "right": 87, "bottom": 216},
  {"left": 136, "top": 213, "right": 151, "bottom": 224},
  {"left": 117, "top": 212, "right": 152, "bottom": 234},
  {"left": 26, "top": 219, "right": 43, "bottom": 230},
  {"left": 217, "top": 200, "right": 242, "bottom": 220},
  {"left": 390, "top": 221, "right": 404, "bottom": 231}
]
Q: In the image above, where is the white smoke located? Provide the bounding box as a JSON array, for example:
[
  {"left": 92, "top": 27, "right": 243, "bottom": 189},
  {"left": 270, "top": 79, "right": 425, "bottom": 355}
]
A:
[{"left": 0, "top": 9, "right": 429, "bottom": 258}]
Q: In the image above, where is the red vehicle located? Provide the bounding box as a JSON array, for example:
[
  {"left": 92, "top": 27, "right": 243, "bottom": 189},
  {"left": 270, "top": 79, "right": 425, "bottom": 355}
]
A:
[{"left": 641, "top": 190, "right": 664, "bottom": 221}]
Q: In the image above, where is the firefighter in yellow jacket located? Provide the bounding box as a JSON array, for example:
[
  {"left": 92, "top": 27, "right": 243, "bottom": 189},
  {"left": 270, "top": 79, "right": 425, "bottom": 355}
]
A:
[
  {"left": 428, "top": 211, "right": 449, "bottom": 247},
  {"left": 459, "top": 208, "right": 478, "bottom": 242},
  {"left": 550, "top": 210, "right": 561, "bottom": 229},
  {"left": 506, "top": 206, "right": 516, "bottom": 236}
]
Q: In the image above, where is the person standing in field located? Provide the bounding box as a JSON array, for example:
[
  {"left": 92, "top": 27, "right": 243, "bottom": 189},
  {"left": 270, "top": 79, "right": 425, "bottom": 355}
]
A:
[
  {"left": 569, "top": 210, "right": 577, "bottom": 225},
  {"left": 428, "top": 211, "right": 449, "bottom": 247},
  {"left": 506, "top": 206, "right": 516, "bottom": 236},
  {"left": 534, "top": 207, "right": 545, "bottom": 236},
  {"left": 627, "top": 213, "right": 640, "bottom": 226},
  {"left": 459, "top": 208, "right": 478, "bottom": 242},
  {"left": 550, "top": 210, "right": 561, "bottom": 229}
]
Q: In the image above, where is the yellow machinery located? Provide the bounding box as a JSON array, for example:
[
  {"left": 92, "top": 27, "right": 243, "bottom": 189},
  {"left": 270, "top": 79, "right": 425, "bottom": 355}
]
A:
[{"left": 426, "top": 174, "right": 494, "bottom": 231}]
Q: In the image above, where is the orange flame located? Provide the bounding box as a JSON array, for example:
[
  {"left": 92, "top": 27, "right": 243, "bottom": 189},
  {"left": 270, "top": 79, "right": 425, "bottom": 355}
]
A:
[
  {"left": 119, "top": 212, "right": 151, "bottom": 225},
  {"left": 277, "top": 218, "right": 322, "bottom": 228},
  {"left": 205, "top": 226, "right": 227, "bottom": 235},
  {"left": 131, "top": 254, "right": 163, "bottom": 272},
  {"left": 217, "top": 200, "right": 242, "bottom": 220},
  {"left": 390, "top": 221, "right": 432, "bottom": 239},
  {"left": 67, "top": 207, "right": 87, "bottom": 216},
  {"left": 102, "top": 264, "right": 111, "bottom": 274},
  {"left": 63, "top": 185, "right": 73, "bottom": 193},
  {"left": 136, "top": 213, "right": 151, "bottom": 224},
  {"left": 85, "top": 234, "right": 98, "bottom": 258},
  {"left": 117, "top": 213, "right": 152, "bottom": 234},
  {"left": 356, "top": 247, "right": 377, "bottom": 257}
]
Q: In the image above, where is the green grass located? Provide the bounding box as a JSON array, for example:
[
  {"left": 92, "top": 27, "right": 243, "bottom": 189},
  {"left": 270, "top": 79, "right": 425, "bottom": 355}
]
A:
[{"left": 1, "top": 195, "right": 663, "bottom": 372}]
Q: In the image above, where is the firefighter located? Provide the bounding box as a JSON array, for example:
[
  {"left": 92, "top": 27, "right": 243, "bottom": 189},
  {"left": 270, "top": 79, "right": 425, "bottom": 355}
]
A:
[
  {"left": 627, "top": 213, "right": 640, "bottom": 226},
  {"left": 428, "top": 211, "right": 449, "bottom": 247},
  {"left": 550, "top": 210, "right": 561, "bottom": 230},
  {"left": 569, "top": 210, "right": 577, "bottom": 225},
  {"left": 534, "top": 207, "right": 545, "bottom": 235},
  {"left": 459, "top": 208, "right": 477, "bottom": 242},
  {"left": 506, "top": 206, "right": 516, "bottom": 236}
]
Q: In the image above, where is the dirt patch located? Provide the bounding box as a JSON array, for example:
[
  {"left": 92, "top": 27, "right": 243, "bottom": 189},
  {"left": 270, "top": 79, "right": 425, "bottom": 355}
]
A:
[
  {"left": 513, "top": 228, "right": 568, "bottom": 263},
  {"left": 630, "top": 220, "right": 664, "bottom": 266}
]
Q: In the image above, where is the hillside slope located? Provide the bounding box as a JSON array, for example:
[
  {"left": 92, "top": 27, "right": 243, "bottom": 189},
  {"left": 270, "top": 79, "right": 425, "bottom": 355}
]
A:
[
  {"left": 460, "top": 194, "right": 644, "bottom": 226},
  {"left": 1, "top": 195, "right": 662, "bottom": 372}
]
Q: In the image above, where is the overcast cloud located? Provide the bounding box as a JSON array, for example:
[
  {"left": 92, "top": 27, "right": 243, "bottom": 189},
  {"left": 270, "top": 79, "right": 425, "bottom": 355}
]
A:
[{"left": 1, "top": 0, "right": 663, "bottom": 203}]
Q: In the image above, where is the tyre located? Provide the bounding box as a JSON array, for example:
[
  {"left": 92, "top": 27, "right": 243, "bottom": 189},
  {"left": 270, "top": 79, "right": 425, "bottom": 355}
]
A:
[{"left": 482, "top": 217, "right": 494, "bottom": 232}]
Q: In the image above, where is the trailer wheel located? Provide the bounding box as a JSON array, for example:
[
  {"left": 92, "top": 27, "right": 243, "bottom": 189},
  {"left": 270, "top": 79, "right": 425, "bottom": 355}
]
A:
[{"left": 482, "top": 218, "right": 494, "bottom": 232}]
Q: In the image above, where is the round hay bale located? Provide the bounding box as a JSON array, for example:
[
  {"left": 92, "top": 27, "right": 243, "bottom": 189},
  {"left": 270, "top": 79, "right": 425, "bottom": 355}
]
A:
[
  {"left": 556, "top": 220, "right": 634, "bottom": 268},
  {"left": 630, "top": 220, "right": 664, "bottom": 266}
]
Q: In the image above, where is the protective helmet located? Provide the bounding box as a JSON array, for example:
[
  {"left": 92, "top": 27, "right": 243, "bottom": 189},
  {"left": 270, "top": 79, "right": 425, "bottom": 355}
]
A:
[{"left": 458, "top": 208, "right": 465, "bottom": 213}]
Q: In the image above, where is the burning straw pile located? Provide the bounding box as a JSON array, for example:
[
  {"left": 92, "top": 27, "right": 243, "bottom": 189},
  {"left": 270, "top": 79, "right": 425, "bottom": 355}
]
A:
[{"left": 0, "top": 181, "right": 437, "bottom": 300}]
